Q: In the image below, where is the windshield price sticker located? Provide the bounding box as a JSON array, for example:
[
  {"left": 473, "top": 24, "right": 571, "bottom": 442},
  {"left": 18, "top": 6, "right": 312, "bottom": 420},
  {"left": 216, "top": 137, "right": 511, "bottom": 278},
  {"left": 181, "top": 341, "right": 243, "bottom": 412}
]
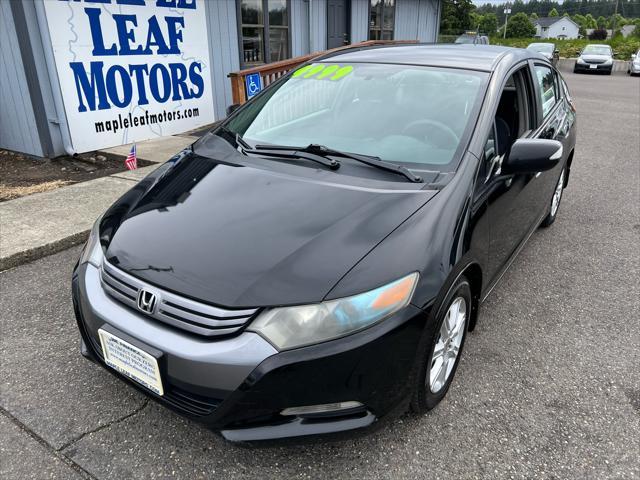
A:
[{"left": 292, "top": 64, "right": 353, "bottom": 81}]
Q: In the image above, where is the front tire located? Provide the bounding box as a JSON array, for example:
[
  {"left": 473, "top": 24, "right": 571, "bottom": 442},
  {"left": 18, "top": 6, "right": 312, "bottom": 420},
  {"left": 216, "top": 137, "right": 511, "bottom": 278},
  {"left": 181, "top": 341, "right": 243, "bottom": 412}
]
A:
[
  {"left": 411, "top": 277, "right": 471, "bottom": 412},
  {"left": 540, "top": 168, "right": 565, "bottom": 228}
]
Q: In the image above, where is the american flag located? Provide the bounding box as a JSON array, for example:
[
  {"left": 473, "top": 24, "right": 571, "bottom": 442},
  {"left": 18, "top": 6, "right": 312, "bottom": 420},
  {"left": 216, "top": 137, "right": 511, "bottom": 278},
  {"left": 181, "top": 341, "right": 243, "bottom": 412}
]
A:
[{"left": 125, "top": 144, "right": 138, "bottom": 170}]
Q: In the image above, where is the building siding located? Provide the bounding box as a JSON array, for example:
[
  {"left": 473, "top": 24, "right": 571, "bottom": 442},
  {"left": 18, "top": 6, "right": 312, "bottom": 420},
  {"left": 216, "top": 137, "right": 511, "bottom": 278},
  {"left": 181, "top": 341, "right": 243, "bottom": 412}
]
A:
[
  {"left": 395, "top": 0, "right": 440, "bottom": 42},
  {"left": 351, "top": 0, "right": 369, "bottom": 43},
  {"left": 291, "top": 0, "right": 311, "bottom": 57},
  {"left": 0, "top": 2, "right": 43, "bottom": 157},
  {"left": 309, "top": 0, "right": 327, "bottom": 52},
  {"left": 205, "top": 0, "right": 241, "bottom": 120},
  {"left": 416, "top": 0, "right": 440, "bottom": 41}
]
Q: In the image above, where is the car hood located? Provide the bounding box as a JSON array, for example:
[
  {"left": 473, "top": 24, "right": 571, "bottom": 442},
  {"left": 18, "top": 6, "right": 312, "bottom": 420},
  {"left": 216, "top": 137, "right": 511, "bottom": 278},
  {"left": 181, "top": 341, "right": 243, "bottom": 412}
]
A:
[
  {"left": 102, "top": 151, "right": 437, "bottom": 307},
  {"left": 580, "top": 54, "right": 612, "bottom": 62}
]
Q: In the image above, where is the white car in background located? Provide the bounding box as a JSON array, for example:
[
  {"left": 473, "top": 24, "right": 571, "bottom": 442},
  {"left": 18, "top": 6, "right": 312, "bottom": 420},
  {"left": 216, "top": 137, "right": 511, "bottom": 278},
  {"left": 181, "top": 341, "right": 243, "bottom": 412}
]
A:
[{"left": 629, "top": 49, "right": 640, "bottom": 76}]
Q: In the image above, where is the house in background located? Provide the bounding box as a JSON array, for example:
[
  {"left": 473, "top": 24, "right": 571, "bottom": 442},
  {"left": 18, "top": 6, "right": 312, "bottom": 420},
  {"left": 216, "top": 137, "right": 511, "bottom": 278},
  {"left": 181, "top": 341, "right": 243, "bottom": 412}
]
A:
[
  {"left": 621, "top": 24, "right": 637, "bottom": 37},
  {"left": 533, "top": 17, "right": 580, "bottom": 39}
]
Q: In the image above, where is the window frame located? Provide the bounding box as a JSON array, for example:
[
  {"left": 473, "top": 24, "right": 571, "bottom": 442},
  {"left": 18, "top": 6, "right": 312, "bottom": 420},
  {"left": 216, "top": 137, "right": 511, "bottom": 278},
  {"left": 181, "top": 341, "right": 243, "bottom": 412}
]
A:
[
  {"left": 368, "top": 0, "right": 396, "bottom": 41},
  {"left": 476, "top": 63, "right": 536, "bottom": 187},
  {"left": 529, "top": 61, "right": 563, "bottom": 127},
  {"left": 237, "top": 0, "right": 292, "bottom": 68}
]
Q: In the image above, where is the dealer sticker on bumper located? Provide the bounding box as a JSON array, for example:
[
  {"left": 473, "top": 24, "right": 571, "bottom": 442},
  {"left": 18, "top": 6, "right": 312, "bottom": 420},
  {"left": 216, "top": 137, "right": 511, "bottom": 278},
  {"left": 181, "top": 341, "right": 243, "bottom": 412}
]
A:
[{"left": 98, "top": 329, "right": 164, "bottom": 396}]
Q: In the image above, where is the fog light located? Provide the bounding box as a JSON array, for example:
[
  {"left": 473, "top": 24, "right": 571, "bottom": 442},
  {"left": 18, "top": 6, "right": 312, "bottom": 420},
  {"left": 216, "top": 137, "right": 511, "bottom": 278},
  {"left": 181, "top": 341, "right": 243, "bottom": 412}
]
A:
[{"left": 281, "top": 401, "right": 364, "bottom": 417}]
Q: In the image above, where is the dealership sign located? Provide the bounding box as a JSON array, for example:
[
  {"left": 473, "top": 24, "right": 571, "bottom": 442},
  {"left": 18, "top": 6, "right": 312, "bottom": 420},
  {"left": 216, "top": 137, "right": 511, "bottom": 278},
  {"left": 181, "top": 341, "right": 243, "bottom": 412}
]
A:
[{"left": 43, "top": 0, "right": 214, "bottom": 153}]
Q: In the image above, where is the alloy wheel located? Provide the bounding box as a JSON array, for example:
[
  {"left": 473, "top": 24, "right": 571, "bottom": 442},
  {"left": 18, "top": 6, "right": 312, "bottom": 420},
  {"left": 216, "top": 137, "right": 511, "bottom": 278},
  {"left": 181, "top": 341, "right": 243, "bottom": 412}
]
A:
[{"left": 429, "top": 297, "right": 467, "bottom": 393}]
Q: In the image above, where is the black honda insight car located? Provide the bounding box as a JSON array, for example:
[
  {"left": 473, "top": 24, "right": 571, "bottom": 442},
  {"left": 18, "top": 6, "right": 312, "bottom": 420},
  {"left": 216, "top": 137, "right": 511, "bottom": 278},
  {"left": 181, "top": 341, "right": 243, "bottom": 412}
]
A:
[{"left": 72, "top": 45, "right": 577, "bottom": 442}]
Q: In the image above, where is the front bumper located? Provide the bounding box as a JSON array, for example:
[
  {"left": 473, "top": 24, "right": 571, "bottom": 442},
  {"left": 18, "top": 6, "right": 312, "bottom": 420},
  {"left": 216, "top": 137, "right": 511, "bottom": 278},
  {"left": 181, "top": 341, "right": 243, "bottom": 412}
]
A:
[
  {"left": 72, "top": 262, "right": 427, "bottom": 442},
  {"left": 574, "top": 61, "right": 612, "bottom": 73}
]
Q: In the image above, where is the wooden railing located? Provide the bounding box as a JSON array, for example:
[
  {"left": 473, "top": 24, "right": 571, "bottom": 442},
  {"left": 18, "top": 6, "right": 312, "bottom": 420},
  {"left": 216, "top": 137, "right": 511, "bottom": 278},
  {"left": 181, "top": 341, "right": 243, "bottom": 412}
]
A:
[{"left": 228, "top": 40, "right": 418, "bottom": 105}]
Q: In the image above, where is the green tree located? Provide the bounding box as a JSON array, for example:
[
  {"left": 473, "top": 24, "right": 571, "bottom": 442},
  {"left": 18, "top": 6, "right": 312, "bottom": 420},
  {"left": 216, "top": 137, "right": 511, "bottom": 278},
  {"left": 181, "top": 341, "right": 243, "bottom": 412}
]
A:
[
  {"left": 506, "top": 12, "right": 536, "bottom": 38},
  {"left": 584, "top": 14, "right": 597, "bottom": 29},
  {"left": 440, "top": 0, "right": 477, "bottom": 34},
  {"left": 479, "top": 13, "right": 499, "bottom": 35},
  {"left": 596, "top": 16, "right": 607, "bottom": 29},
  {"left": 549, "top": 8, "right": 559, "bottom": 17},
  {"left": 572, "top": 14, "right": 586, "bottom": 27},
  {"left": 530, "top": 12, "right": 539, "bottom": 20}
]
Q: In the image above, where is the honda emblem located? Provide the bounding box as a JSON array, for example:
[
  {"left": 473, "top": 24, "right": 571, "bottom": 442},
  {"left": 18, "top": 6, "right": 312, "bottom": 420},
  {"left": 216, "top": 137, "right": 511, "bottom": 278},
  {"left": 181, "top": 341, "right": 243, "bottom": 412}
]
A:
[{"left": 137, "top": 289, "right": 157, "bottom": 314}]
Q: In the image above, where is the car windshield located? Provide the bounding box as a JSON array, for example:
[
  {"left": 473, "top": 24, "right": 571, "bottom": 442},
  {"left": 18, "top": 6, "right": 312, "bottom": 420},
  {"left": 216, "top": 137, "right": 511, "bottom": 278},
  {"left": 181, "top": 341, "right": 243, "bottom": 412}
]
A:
[
  {"left": 583, "top": 45, "right": 611, "bottom": 55},
  {"left": 528, "top": 43, "right": 554, "bottom": 53},
  {"left": 224, "top": 63, "right": 487, "bottom": 171}
]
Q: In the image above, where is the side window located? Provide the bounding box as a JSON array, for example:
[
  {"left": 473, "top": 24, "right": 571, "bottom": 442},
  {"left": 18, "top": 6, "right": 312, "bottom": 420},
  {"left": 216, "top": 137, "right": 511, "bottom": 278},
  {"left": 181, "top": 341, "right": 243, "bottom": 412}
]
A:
[
  {"left": 483, "top": 126, "right": 496, "bottom": 162},
  {"left": 534, "top": 65, "right": 558, "bottom": 118}
]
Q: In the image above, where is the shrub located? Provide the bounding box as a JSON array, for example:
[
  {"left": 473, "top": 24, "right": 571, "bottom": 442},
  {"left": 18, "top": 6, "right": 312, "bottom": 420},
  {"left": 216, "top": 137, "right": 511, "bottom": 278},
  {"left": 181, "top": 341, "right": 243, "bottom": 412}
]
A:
[
  {"left": 505, "top": 13, "right": 536, "bottom": 38},
  {"left": 589, "top": 28, "right": 608, "bottom": 40}
]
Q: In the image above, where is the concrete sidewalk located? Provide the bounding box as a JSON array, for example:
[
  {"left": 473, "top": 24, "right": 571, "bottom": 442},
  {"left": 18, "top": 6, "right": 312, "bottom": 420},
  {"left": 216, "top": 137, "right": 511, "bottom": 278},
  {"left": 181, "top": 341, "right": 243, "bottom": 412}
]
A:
[{"left": 0, "top": 135, "right": 196, "bottom": 271}]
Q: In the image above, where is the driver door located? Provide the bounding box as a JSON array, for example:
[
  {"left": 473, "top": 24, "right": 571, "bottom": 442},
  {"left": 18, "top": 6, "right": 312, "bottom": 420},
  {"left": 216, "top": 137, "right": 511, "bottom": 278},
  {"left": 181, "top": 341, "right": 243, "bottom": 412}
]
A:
[{"left": 482, "top": 65, "right": 546, "bottom": 283}]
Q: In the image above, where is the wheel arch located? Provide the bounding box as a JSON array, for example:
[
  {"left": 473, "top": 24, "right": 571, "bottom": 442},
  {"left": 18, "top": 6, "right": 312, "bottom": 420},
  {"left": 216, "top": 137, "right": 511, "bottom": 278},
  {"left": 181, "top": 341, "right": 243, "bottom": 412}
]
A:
[
  {"left": 460, "top": 263, "right": 483, "bottom": 332},
  {"left": 564, "top": 148, "right": 575, "bottom": 188}
]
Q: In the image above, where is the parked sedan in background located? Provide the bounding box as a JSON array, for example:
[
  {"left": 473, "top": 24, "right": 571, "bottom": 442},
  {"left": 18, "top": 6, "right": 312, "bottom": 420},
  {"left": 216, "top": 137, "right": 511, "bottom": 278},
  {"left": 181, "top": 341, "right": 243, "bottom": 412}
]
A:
[
  {"left": 73, "top": 45, "right": 576, "bottom": 443},
  {"left": 629, "top": 49, "right": 640, "bottom": 76},
  {"left": 527, "top": 42, "right": 559, "bottom": 66},
  {"left": 455, "top": 32, "right": 490, "bottom": 45},
  {"left": 574, "top": 44, "right": 614, "bottom": 74}
]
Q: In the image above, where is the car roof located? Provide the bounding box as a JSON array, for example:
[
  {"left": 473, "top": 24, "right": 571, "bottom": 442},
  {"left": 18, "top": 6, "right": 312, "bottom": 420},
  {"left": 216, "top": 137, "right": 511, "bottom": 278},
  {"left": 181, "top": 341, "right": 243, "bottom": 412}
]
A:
[{"left": 319, "top": 44, "right": 534, "bottom": 73}]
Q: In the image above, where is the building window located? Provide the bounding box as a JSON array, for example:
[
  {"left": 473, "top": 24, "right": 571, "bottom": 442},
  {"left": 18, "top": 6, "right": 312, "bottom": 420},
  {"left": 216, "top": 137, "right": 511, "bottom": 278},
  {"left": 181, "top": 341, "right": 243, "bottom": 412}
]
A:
[
  {"left": 239, "top": 0, "right": 289, "bottom": 67},
  {"left": 369, "top": 0, "right": 395, "bottom": 40}
]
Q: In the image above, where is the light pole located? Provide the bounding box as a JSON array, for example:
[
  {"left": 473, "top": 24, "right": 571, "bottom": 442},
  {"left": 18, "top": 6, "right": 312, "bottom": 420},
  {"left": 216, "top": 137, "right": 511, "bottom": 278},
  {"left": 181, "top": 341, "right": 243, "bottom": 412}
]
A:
[{"left": 503, "top": 6, "right": 511, "bottom": 39}]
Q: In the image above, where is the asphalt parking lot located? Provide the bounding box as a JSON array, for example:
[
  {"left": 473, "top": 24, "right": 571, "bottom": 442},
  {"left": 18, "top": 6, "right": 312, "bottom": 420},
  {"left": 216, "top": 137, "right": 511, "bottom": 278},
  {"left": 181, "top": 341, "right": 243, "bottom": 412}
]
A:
[{"left": 1, "top": 69, "right": 639, "bottom": 480}]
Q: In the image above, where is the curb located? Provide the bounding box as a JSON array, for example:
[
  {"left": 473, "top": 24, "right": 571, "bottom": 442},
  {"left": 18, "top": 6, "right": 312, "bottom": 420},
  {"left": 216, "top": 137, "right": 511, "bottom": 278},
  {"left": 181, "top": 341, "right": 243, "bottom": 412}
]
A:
[{"left": 0, "top": 230, "right": 89, "bottom": 272}]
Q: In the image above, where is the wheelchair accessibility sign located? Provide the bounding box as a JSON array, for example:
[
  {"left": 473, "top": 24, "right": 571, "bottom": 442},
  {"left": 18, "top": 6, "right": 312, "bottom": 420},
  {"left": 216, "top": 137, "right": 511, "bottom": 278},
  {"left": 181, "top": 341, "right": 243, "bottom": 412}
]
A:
[{"left": 245, "top": 73, "right": 262, "bottom": 100}]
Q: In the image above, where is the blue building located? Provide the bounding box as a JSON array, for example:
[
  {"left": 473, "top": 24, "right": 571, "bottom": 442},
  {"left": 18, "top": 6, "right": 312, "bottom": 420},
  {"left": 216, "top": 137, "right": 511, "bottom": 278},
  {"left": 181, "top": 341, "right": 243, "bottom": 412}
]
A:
[{"left": 1, "top": 0, "right": 441, "bottom": 158}]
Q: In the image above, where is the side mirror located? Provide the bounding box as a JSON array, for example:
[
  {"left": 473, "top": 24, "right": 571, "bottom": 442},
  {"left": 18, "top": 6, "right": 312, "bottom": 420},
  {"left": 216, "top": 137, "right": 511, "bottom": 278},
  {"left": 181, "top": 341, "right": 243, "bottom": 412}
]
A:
[
  {"left": 502, "top": 139, "right": 563, "bottom": 175},
  {"left": 631, "top": 54, "right": 637, "bottom": 60},
  {"left": 226, "top": 103, "right": 241, "bottom": 116},
  {"left": 554, "top": 49, "right": 560, "bottom": 54}
]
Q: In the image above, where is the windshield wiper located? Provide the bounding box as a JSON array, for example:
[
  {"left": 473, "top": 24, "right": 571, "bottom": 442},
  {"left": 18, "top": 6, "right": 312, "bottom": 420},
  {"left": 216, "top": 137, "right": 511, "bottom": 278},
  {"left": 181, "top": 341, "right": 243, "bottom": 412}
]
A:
[
  {"left": 215, "top": 128, "right": 340, "bottom": 170},
  {"left": 255, "top": 143, "right": 422, "bottom": 183},
  {"left": 243, "top": 145, "right": 340, "bottom": 170}
]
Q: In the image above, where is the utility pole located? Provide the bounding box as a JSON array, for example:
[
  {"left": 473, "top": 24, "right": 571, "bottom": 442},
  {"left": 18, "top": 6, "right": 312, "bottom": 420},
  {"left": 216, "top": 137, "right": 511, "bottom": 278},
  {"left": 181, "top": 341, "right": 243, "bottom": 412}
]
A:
[
  {"left": 612, "top": 0, "right": 619, "bottom": 37},
  {"left": 503, "top": 5, "right": 511, "bottom": 39}
]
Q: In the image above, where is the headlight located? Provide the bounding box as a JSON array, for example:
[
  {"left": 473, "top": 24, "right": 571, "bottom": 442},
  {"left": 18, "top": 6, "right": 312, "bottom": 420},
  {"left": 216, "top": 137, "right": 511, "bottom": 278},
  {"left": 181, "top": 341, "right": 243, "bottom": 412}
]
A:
[
  {"left": 577, "top": 58, "right": 586, "bottom": 64},
  {"left": 79, "top": 218, "right": 104, "bottom": 267},
  {"left": 248, "top": 273, "right": 419, "bottom": 350},
  {"left": 603, "top": 58, "right": 613, "bottom": 65}
]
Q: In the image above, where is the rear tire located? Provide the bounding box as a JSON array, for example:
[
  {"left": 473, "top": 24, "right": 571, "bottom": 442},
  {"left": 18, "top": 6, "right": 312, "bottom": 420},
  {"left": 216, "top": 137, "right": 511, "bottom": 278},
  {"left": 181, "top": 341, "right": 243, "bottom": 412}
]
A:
[
  {"left": 540, "top": 168, "right": 565, "bottom": 228},
  {"left": 411, "top": 277, "right": 471, "bottom": 413}
]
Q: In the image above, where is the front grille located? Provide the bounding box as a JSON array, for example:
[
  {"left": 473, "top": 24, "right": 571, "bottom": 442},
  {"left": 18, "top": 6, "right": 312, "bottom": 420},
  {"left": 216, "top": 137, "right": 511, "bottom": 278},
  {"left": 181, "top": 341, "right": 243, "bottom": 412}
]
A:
[
  {"left": 85, "top": 332, "right": 220, "bottom": 417},
  {"left": 585, "top": 59, "right": 606, "bottom": 64},
  {"left": 100, "top": 260, "right": 259, "bottom": 337}
]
